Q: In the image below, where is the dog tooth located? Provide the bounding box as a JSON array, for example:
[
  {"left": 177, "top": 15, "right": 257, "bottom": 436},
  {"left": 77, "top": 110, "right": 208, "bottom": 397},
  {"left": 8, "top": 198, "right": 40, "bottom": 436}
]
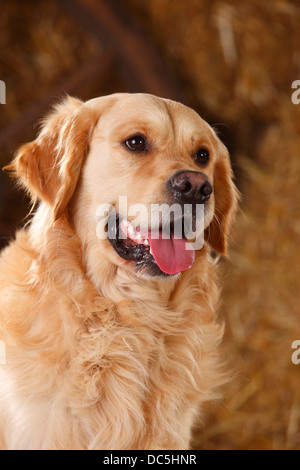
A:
[
  {"left": 127, "top": 224, "right": 135, "bottom": 237},
  {"left": 144, "top": 239, "right": 149, "bottom": 245}
]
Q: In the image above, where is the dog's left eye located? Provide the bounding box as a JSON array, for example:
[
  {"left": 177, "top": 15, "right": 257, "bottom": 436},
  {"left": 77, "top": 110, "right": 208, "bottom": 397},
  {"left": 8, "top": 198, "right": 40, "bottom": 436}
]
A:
[
  {"left": 194, "top": 148, "right": 210, "bottom": 166},
  {"left": 125, "top": 136, "right": 146, "bottom": 152}
]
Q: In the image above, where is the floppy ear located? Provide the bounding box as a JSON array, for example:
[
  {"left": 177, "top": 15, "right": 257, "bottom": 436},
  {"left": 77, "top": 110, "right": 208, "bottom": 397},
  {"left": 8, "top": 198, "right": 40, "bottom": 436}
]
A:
[
  {"left": 4, "top": 96, "right": 99, "bottom": 221},
  {"left": 205, "top": 143, "right": 239, "bottom": 254}
]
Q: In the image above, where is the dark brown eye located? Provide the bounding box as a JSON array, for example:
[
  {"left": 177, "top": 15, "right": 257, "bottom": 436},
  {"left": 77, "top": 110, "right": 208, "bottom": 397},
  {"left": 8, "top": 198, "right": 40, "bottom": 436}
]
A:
[
  {"left": 194, "top": 148, "right": 210, "bottom": 166},
  {"left": 125, "top": 136, "right": 146, "bottom": 152}
]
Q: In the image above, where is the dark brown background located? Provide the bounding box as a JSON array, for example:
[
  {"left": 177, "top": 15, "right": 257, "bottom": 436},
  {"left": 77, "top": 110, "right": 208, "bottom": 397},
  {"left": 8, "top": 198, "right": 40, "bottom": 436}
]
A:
[{"left": 0, "top": 0, "right": 299, "bottom": 450}]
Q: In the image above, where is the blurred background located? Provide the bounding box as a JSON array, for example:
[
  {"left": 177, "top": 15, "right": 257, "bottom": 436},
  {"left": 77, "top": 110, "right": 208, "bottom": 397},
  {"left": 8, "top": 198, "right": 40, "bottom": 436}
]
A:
[{"left": 0, "top": 0, "right": 300, "bottom": 450}]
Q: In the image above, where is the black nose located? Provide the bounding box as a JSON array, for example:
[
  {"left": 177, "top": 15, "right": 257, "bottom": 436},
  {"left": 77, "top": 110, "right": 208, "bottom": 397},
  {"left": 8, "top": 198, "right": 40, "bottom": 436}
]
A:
[{"left": 168, "top": 170, "right": 213, "bottom": 204}]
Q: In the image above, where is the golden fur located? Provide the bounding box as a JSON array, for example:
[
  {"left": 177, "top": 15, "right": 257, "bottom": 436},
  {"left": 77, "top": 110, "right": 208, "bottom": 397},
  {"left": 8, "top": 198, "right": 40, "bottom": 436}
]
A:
[{"left": 0, "top": 93, "right": 238, "bottom": 449}]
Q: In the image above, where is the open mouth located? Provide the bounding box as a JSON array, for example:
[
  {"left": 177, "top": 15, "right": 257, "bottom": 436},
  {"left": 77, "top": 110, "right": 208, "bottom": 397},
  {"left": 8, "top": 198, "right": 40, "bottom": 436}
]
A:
[{"left": 107, "top": 215, "right": 196, "bottom": 277}]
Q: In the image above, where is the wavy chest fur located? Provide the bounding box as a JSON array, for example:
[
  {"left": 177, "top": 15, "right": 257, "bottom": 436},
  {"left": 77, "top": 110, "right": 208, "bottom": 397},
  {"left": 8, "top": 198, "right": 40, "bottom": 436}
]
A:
[{"left": 0, "top": 227, "right": 225, "bottom": 450}]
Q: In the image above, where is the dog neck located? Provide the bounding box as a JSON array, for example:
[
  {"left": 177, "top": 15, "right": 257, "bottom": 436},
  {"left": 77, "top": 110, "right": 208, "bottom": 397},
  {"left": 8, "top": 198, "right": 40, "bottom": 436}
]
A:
[{"left": 28, "top": 204, "right": 180, "bottom": 309}]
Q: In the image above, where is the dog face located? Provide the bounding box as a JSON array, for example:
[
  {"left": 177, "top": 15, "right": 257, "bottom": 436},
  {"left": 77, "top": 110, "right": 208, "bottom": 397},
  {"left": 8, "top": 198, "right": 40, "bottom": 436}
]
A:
[{"left": 8, "top": 93, "right": 238, "bottom": 279}]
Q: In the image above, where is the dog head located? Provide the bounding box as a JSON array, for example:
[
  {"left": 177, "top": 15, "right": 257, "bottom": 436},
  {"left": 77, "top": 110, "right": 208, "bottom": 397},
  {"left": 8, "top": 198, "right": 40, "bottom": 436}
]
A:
[{"left": 7, "top": 93, "right": 238, "bottom": 279}]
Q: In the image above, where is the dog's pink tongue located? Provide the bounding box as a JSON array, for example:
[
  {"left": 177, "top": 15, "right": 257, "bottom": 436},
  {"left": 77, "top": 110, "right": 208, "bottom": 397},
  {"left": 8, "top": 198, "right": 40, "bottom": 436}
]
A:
[{"left": 149, "top": 234, "right": 195, "bottom": 275}]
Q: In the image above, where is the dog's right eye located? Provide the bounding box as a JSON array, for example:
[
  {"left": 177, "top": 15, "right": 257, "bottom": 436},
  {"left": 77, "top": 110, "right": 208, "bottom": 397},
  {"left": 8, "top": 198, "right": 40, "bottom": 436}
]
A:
[{"left": 125, "top": 136, "right": 146, "bottom": 152}]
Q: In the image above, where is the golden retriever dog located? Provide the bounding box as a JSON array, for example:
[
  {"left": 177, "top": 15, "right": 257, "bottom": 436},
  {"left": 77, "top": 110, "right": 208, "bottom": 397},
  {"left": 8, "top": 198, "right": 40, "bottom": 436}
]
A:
[{"left": 0, "top": 93, "right": 238, "bottom": 450}]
